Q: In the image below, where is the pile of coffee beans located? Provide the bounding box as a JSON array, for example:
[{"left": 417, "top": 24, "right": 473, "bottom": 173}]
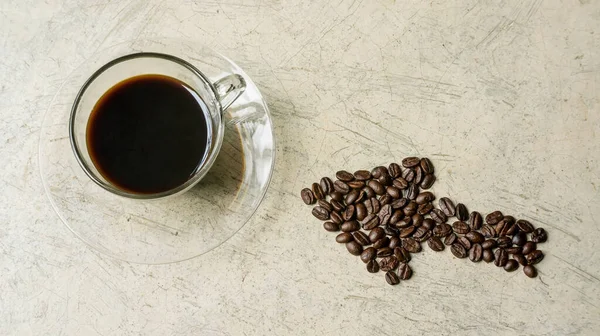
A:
[{"left": 300, "top": 157, "right": 548, "bottom": 285}]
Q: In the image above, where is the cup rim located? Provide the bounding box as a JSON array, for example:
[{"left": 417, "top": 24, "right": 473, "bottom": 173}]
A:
[{"left": 69, "top": 52, "right": 223, "bottom": 200}]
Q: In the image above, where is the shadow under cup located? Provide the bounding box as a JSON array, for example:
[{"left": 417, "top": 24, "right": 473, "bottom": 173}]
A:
[{"left": 69, "top": 53, "right": 229, "bottom": 200}]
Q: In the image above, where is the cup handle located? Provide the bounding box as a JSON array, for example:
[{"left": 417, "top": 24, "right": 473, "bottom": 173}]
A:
[{"left": 213, "top": 74, "right": 246, "bottom": 111}]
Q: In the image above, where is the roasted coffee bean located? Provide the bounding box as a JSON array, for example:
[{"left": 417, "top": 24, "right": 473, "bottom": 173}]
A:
[
  {"left": 320, "top": 177, "right": 333, "bottom": 194},
  {"left": 301, "top": 188, "right": 315, "bottom": 205},
  {"left": 403, "top": 201, "right": 418, "bottom": 216},
  {"left": 402, "top": 157, "right": 420, "bottom": 168},
  {"left": 378, "top": 174, "right": 393, "bottom": 186},
  {"left": 369, "top": 227, "right": 385, "bottom": 243},
  {"left": 417, "top": 203, "right": 434, "bottom": 215},
  {"left": 388, "top": 163, "right": 402, "bottom": 178},
  {"left": 361, "top": 214, "right": 380, "bottom": 230},
  {"left": 420, "top": 158, "right": 434, "bottom": 174},
  {"left": 355, "top": 203, "right": 367, "bottom": 221},
  {"left": 495, "top": 220, "right": 509, "bottom": 237},
  {"left": 384, "top": 225, "right": 400, "bottom": 237},
  {"left": 378, "top": 204, "right": 393, "bottom": 225},
  {"left": 531, "top": 228, "right": 548, "bottom": 243},
  {"left": 380, "top": 256, "right": 400, "bottom": 272},
  {"left": 453, "top": 221, "right": 470, "bottom": 234},
  {"left": 393, "top": 178, "right": 409, "bottom": 190},
  {"left": 389, "top": 210, "right": 404, "bottom": 225},
  {"left": 433, "top": 223, "right": 453, "bottom": 237},
  {"left": 385, "top": 271, "right": 400, "bottom": 285},
  {"left": 503, "top": 215, "right": 516, "bottom": 225},
  {"left": 494, "top": 248, "right": 508, "bottom": 267},
  {"left": 377, "top": 247, "right": 393, "bottom": 257},
  {"left": 428, "top": 237, "right": 445, "bottom": 251},
  {"left": 485, "top": 211, "right": 504, "bottom": 225},
  {"left": 422, "top": 218, "right": 436, "bottom": 231},
  {"left": 364, "top": 199, "right": 373, "bottom": 214},
  {"left": 523, "top": 265, "right": 537, "bottom": 278},
  {"left": 402, "top": 168, "right": 415, "bottom": 182},
  {"left": 336, "top": 170, "right": 354, "bottom": 182},
  {"left": 371, "top": 197, "right": 381, "bottom": 214},
  {"left": 456, "top": 203, "right": 468, "bottom": 221},
  {"left": 330, "top": 211, "right": 343, "bottom": 224},
  {"left": 439, "top": 197, "right": 456, "bottom": 217},
  {"left": 412, "top": 214, "right": 424, "bottom": 227},
  {"left": 406, "top": 184, "right": 419, "bottom": 200},
  {"left": 413, "top": 166, "right": 424, "bottom": 185},
  {"left": 395, "top": 217, "right": 412, "bottom": 229},
  {"left": 403, "top": 238, "right": 421, "bottom": 253},
  {"left": 420, "top": 174, "right": 436, "bottom": 189},
  {"left": 386, "top": 186, "right": 401, "bottom": 199},
  {"left": 504, "top": 259, "right": 519, "bottom": 272},
  {"left": 347, "top": 180, "right": 365, "bottom": 189},
  {"left": 353, "top": 231, "right": 371, "bottom": 246},
  {"left": 483, "top": 249, "right": 495, "bottom": 263},
  {"left": 343, "top": 205, "right": 355, "bottom": 221},
  {"left": 413, "top": 226, "right": 431, "bottom": 242},
  {"left": 514, "top": 254, "right": 528, "bottom": 266},
  {"left": 522, "top": 242, "right": 536, "bottom": 255},
  {"left": 389, "top": 237, "right": 402, "bottom": 249},
  {"left": 312, "top": 183, "right": 324, "bottom": 200},
  {"left": 371, "top": 166, "right": 388, "bottom": 179},
  {"left": 481, "top": 225, "right": 497, "bottom": 238},
  {"left": 318, "top": 200, "right": 332, "bottom": 212},
  {"left": 457, "top": 236, "right": 472, "bottom": 250},
  {"left": 506, "top": 246, "right": 522, "bottom": 255},
  {"left": 451, "top": 243, "right": 468, "bottom": 258},
  {"left": 468, "top": 211, "right": 483, "bottom": 230},
  {"left": 341, "top": 220, "right": 360, "bottom": 232},
  {"left": 323, "top": 222, "right": 339, "bottom": 232},
  {"left": 333, "top": 180, "right": 350, "bottom": 194},
  {"left": 345, "top": 189, "right": 360, "bottom": 205},
  {"left": 360, "top": 247, "right": 376, "bottom": 263},
  {"left": 399, "top": 226, "right": 416, "bottom": 238},
  {"left": 354, "top": 170, "right": 372, "bottom": 181},
  {"left": 430, "top": 209, "right": 448, "bottom": 224},
  {"left": 346, "top": 241, "right": 363, "bottom": 256},
  {"left": 363, "top": 186, "right": 375, "bottom": 198},
  {"left": 481, "top": 239, "right": 497, "bottom": 250},
  {"left": 331, "top": 199, "right": 345, "bottom": 212},
  {"left": 465, "top": 231, "right": 484, "bottom": 244},
  {"left": 512, "top": 232, "right": 527, "bottom": 246},
  {"left": 397, "top": 263, "right": 413, "bottom": 280},
  {"left": 336, "top": 232, "right": 353, "bottom": 243},
  {"left": 312, "top": 206, "right": 329, "bottom": 220},
  {"left": 469, "top": 244, "right": 483, "bottom": 262},
  {"left": 416, "top": 191, "right": 435, "bottom": 205},
  {"left": 368, "top": 180, "right": 385, "bottom": 195},
  {"left": 444, "top": 233, "right": 457, "bottom": 245},
  {"left": 379, "top": 194, "right": 392, "bottom": 206},
  {"left": 526, "top": 250, "right": 544, "bottom": 265},
  {"left": 330, "top": 191, "right": 343, "bottom": 202},
  {"left": 366, "top": 260, "right": 379, "bottom": 273},
  {"left": 391, "top": 198, "right": 409, "bottom": 209},
  {"left": 372, "top": 237, "right": 390, "bottom": 249},
  {"left": 496, "top": 236, "right": 511, "bottom": 248},
  {"left": 516, "top": 219, "right": 534, "bottom": 233},
  {"left": 394, "top": 247, "right": 411, "bottom": 263},
  {"left": 503, "top": 220, "right": 519, "bottom": 236}
]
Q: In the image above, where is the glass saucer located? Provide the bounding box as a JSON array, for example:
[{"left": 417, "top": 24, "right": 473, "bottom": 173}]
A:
[{"left": 39, "top": 39, "right": 275, "bottom": 264}]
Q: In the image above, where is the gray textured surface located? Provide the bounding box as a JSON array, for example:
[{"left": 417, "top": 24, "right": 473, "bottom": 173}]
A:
[{"left": 1, "top": 0, "right": 600, "bottom": 335}]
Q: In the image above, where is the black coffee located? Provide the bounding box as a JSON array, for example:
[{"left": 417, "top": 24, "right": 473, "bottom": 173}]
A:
[{"left": 86, "top": 74, "right": 210, "bottom": 194}]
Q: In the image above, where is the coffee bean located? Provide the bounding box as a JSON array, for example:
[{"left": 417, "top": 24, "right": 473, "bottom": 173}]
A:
[
  {"left": 388, "top": 163, "right": 402, "bottom": 178},
  {"left": 323, "top": 222, "right": 339, "bottom": 232},
  {"left": 341, "top": 220, "right": 360, "bottom": 232},
  {"left": 457, "top": 236, "right": 472, "bottom": 250},
  {"left": 386, "top": 186, "right": 401, "bottom": 199},
  {"left": 368, "top": 180, "right": 385, "bottom": 195},
  {"left": 346, "top": 241, "right": 363, "bottom": 255},
  {"left": 312, "top": 183, "right": 324, "bottom": 200},
  {"left": 347, "top": 180, "right": 365, "bottom": 189},
  {"left": 433, "top": 223, "right": 452, "bottom": 237},
  {"left": 403, "top": 201, "right": 418, "bottom": 216},
  {"left": 516, "top": 219, "right": 534, "bottom": 233},
  {"left": 336, "top": 170, "right": 354, "bottom": 182},
  {"left": 380, "top": 256, "right": 400, "bottom": 272},
  {"left": 468, "top": 211, "right": 483, "bottom": 230},
  {"left": 502, "top": 220, "right": 519, "bottom": 236},
  {"left": 526, "top": 250, "right": 544, "bottom": 265},
  {"left": 451, "top": 243, "right": 468, "bottom": 258},
  {"left": 301, "top": 188, "right": 316, "bottom": 205},
  {"left": 370, "top": 197, "right": 381, "bottom": 214},
  {"left": 495, "top": 220, "right": 508, "bottom": 237},
  {"left": 523, "top": 265, "right": 537, "bottom": 278},
  {"left": 420, "top": 174, "right": 436, "bottom": 189},
  {"left": 469, "top": 244, "right": 483, "bottom": 262},
  {"left": 430, "top": 209, "right": 448, "bottom": 224},
  {"left": 413, "top": 226, "right": 431, "bottom": 242},
  {"left": 330, "top": 211, "right": 343, "bottom": 224},
  {"left": 512, "top": 232, "right": 527, "bottom": 246},
  {"left": 506, "top": 246, "right": 522, "bottom": 255},
  {"left": 395, "top": 217, "right": 412, "bottom": 229},
  {"left": 504, "top": 259, "right": 519, "bottom": 272},
  {"left": 531, "top": 228, "right": 548, "bottom": 243},
  {"left": 360, "top": 247, "right": 377, "bottom": 263},
  {"left": 417, "top": 203, "right": 433, "bottom": 215},
  {"left": 378, "top": 204, "right": 393, "bottom": 225},
  {"left": 394, "top": 247, "right": 411, "bottom": 263},
  {"left": 497, "top": 236, "right": 512, "bottom": 248},
  {"left": 344, "top": 189, "right": 358, "bottom": 205},
  {"left": 363, "top": 186, "right": 375, "bottom": 198},
  {"left": 385, "top": 271, "right": 400, "bottom": 285},
  {"left": 481, "top": 239, "right": 497, "bottom": 250},
  {"left": 406, "top": 185, "right": 419, "bottom": 200},
  {"left": 456, "top": 203, "right": 468, "bottom": 221},
  {"left": 503, "top": 216, "right": 516, "bottom": 225},
  {"left": 373, "top": 236, "right": 390, "bottom": 249},
  {"left": 398, "top": 263, "right": 413, "bottom": 280},
  {"left": 420, "top": 158, "right": 434, "bottom": 174},
  {"left": 399, "top": 226, "right": 416, "bottom": 238},
  {"left": 389, "top": 237, "right": 402, "bottom": 249},
  {"left": 412, "top": 214, "right": 424, "bottom": 227},
  {"left": 312, "top": 206, "right": 329, "bottom": 220},
  {"left": 320, "top": 177, "right": 333, "bottom": 194},
  {"left": 318, "top": 200, "right": 332, "bottom": 212},
  {"left": 355, "top": 203, "right": 367, "bottom": 221},
  {"left": 514, "top": 254, "right": 528, "bottom": 266},
  {"left": 361, "top": 214, "right": 380, "bottom": 230},
  {"left": 414, "top": 166, "right": 424, "bottom": 185},
  {"left": 465, "top": 231, "right": 484, "bottom": 244},
  {"left": 330, "top": 191, "right": 343, "bottom": 202},
  {"left": 483, "top": 249, "right": 495, "bottom": 263},
  {"left": 428, "top": 237, "right": 445, "bottom": 251},
  {"left": 522, "top": 242, "right": 536, "bottom": 255},
  {"left": 371, "top": 166, "right": 388, "bottom": 179},
  {"left": 393, "top": 178, "right": 409, "bottom": 190},
  {"left": 343, "top": 205, "right": 355, "bottom": 221},
  {"left": 494, "top": 248, "right": 508, "bottom": 267},
  {"left": 403, "top": 238, "right": 421, "bottom": 253},
  {"left": 377, "top": 247, "right": 393, "bottom": 257},
  {"left": 481, "top": 225, "right": 497, "bottom": 238},
  {"left": 422, "top": 218, "right": 436, "bottom": 230},
  {"left": 331, "top": 200, "right": 345, "bottom": 212},
  {"left": 402, "top": 168, "right": 415, "bottom": 182},
  {"left": 485, "top": 211, "right": 504, "bottom": 225},
  {"left": 389, "top": 210, "right": 404, "bottom": 225},
  {"left": 354, "top": 170, "right": 372, "bottom": 181},
  {"left": 336, "top": 232, "right": 353, "bottom": 243},
  {"left": 402, "top": 157, "right": 420, "bottom": 168},
  {"left": 384, "top": 224, "right": 400, "bottom": 237},
  {"left": 391, "top": 198, "right": 409, "bottom": 209},
  {"left": 367, "top": 260, "right": 380, "bottom": 273},
  {"left": 353, "top": 231, "right": 371, "bottom": 246},
  {"left": 453, "top": 221, "right": 470, "bottom": 234},
  {"left": 416, "top": 191, "right": 435, "bottom": 205},
  {"left": 378, "top": 174, "right": 393, "bottom": 186},
  {"left": 333, "top": 180, "right": 350, "bottom": 194},
  {"left": 379, "top": 194, "right": 392, "bottom": 206},
  {"left": 444, "top": 233, "right": 457, "bottom": 245},
  {"left": 439, "top": 197, "right": 456, "bottom": 217}
]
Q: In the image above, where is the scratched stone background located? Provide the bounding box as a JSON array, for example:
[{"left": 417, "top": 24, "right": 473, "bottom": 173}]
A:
[{"left": 1, "top": 0, "right": 599, "bottom": 335}]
